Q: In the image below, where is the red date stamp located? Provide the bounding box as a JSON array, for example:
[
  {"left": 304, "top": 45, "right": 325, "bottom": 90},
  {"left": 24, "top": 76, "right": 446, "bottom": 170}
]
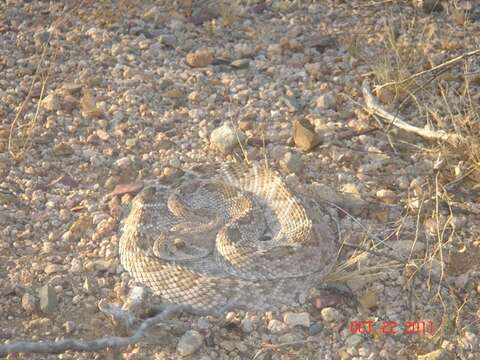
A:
[{"left": 349, "top": 320, "right": 435, "bottom": 336}]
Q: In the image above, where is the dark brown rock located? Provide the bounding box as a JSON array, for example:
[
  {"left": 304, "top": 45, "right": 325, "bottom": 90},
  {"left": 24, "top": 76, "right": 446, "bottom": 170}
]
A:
[{"left": 293, "top": 118, "right": 321, "bottom": 151}]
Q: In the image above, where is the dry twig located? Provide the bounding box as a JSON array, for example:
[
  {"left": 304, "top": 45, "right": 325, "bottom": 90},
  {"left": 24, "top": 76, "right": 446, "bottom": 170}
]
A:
[
  {"left": 0, "top": 303, "right": 184, "bottom": 356},
  {"left": 374, "top": 48, "right": 480, "bottom": 92},
  {"left": 362, "top": 80, "right": 462, "bottom": 144}
]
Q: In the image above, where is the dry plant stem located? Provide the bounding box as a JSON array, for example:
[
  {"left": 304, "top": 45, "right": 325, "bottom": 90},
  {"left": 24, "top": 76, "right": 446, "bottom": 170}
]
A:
[
  {"left": 374, "top": 48, "right": 480, "bottom": 92},
  {"left": 8, "top": 46, "right": 48, "bottom": 161},
  {"left": 7, "top": 0, "right": 84, "bottom": 161},
  {"left": 0, "top": 304, "right": 184, "bottom": 356},
  {"left": 362, "top": 80, "right": 462, "bottom": 144},
  {"left": 342, "top": 242, "right": 474, "bottom": 311}
]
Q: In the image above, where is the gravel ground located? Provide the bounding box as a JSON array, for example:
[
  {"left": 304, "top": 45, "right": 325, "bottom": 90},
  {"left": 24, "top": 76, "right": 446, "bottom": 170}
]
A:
[{"left": 1, "top": 1, "right": 480, "bottom": 359}]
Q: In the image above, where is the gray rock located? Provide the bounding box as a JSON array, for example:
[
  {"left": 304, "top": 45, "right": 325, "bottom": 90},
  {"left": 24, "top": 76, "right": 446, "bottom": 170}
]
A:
[
  {"left": 283, "top": 312, "right": 310, "bottom": 328},
  {"left": 241, "top": 318, "right": 254, "bottom": 333},
  {"left": 158, "top": 34, "right": 177, "bottom": 47},
  {"left": 197, "top": 317, "right": 210, "bottom": 330},
  {"left": 309, "top": 322, "right": 324, "bottom": 335},
  {"left": 278, "top": 332, "right": 303, "bottom": 343},
  {"left": 38, "top": 285, "right": 58, "bottom": 314},
  {"left": 177, "top": 330, "right": 203, "bottom": 356},
  {"left": 345, "top": 334, "right": 364, "bottom": 348},
  {"left": 210, "top": 123, "right": 246, "bottom": 154},
  {"left": 316, "top": 93, "right": 336, "bottom": 110},
  {"left": 280, "top": 152, "right": 303, "bottom": 174}
]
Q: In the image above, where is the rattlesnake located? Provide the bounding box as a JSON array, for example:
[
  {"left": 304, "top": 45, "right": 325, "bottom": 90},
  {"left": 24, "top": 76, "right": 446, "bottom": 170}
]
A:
[{"left": 119, "top": 164, "right": 337, "bottom": 314}]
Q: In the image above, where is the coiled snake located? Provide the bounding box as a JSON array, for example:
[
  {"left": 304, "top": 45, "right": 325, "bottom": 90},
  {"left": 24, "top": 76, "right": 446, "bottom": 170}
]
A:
[{"left": 119, "top": 164, "right": 337, "bottom": 314}]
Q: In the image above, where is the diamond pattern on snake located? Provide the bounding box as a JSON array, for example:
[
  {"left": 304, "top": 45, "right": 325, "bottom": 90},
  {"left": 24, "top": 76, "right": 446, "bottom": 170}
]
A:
[{"left": 119, "top": 163, "right": 337, "bottom": 314}]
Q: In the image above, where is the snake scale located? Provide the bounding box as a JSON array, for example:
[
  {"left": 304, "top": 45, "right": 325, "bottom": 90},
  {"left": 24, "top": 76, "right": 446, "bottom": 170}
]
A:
[{"left": 119, "top": 164, "right": 337, "bottom": 314}]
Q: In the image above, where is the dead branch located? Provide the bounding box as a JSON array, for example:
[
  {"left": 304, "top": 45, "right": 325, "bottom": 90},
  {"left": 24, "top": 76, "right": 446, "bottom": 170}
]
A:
[
  {"left": 0, "top": 303, "right": 184, "bottom": 356},
  {"left": 362, "top": 80, "right": 462, "bottom": 145},
  {"left": 374, "top": 48, "right": 480, "bottom": 92}
]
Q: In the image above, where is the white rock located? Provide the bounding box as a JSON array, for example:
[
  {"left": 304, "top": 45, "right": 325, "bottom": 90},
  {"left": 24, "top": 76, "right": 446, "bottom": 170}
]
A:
[
  {"left": 320, "top": 307, "right": 341, "bottom": 323},
  {"left": 210, "top": 123, "right": 246, "bottom": 154},
  {"left": 283, "top": 312, "right": 310, "bottom": 328},
  {"left": 177, "top": 330, "right": 203, "bottom": 356},
  {"left": 267, "top": 319, "right": 287, "bottom": 334},
  {"left": 115, "top": 157, "right": 131, "bottom": 169}
]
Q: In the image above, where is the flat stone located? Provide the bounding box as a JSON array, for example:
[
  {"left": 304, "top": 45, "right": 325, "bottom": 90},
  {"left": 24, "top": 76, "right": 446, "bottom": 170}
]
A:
[
  {"left": 283, "top": 312, "right": 310, "bottom": 328},
  {"left": 60, "top": 83, "right": 83, "bottom": 95},
  {"left": 38, "top": 285, "right": 58, "bottom": 315},
  {"left": 177, "top": 330, "right": 203, "bottom": 356},
  {"left": 158, "top": 34, "right": 177, "bottom": 47},
  {"left": 231, "top": 59, "right": 250, "bottom": 69},
  {"left": 293, "top": 118, "right": 321, "bottom": 152},
  {"left": 186, "top": 49, "right": 214, "bottom": 68}
]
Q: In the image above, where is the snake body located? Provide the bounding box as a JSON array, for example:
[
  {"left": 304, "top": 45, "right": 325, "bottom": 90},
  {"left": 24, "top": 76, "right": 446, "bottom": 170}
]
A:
[{"left": 119, "top": 164, "right": 336, "bottom": 313}]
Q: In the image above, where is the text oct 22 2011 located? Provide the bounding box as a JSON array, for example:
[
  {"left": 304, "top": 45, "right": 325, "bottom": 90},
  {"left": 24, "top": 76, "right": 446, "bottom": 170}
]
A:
[{"left": 349, "top": 319, "right": 435, "bottom": 336}]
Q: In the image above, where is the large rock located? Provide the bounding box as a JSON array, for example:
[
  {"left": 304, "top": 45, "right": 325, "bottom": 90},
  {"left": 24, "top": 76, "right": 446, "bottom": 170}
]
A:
[
  {"left": 283, "top": 312, "right": 310, "bottom": 328},
  {"left": 293, "top": 118, "right": 321, "bottom": 152},
  {"left": 210, "top": 123, "right": 246, "bottom": 154}
]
